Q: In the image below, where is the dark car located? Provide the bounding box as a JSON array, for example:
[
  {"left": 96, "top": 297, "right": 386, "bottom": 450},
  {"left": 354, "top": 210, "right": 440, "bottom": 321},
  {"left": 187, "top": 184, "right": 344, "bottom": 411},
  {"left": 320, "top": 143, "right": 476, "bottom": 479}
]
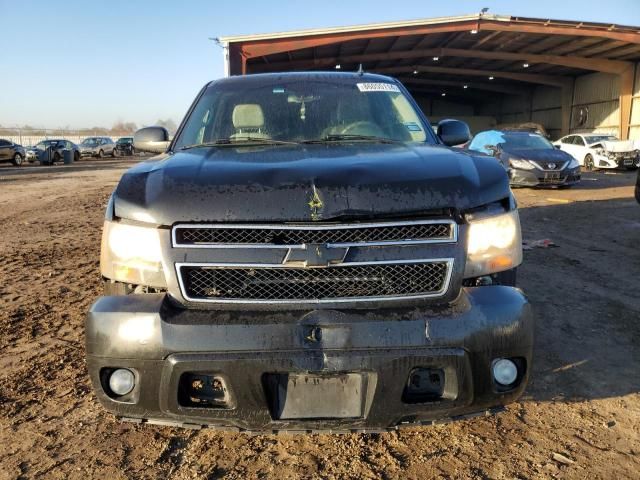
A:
[
  {"left": 0, "top": 138, "right": 26, "bottom": 166},
  {"left": 86, "top": 72, "right": 533, "bottom": 432},
  {"left": 27, "top": 139, "right": 80, "bottom": 165},
  {"left": 468, "top": 130, "right": 580, "bottom": 187},
  {"left": 114, "top": 137, "right": 135, "bottom": 156}
]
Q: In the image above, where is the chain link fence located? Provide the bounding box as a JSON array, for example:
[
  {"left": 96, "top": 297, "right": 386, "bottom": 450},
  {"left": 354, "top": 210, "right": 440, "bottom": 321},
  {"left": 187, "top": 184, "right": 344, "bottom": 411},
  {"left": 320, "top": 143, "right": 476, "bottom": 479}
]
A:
[{"left": 0, "top": 128, "right": 135, "bottom": 147}]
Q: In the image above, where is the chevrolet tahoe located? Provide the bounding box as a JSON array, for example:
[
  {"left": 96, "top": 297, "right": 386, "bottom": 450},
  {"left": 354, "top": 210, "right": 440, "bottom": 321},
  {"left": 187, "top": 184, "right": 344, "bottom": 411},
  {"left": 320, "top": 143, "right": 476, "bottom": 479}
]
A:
[{"left": 86, "top": 72, "right": 533, "bottom": 432}]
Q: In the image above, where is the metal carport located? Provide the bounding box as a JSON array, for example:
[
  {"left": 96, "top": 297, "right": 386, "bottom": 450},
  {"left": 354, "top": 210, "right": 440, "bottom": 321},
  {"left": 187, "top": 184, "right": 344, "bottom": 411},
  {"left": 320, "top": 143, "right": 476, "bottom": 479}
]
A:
[{"left": 219, "top": 14, "right": 640, "bottom": 140}]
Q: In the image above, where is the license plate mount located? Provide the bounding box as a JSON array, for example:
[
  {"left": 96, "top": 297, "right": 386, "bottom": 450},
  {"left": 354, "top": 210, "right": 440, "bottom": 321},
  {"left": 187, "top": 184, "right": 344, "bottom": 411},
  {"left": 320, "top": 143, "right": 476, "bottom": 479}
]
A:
[{"left": 264, "top": 373, "right": 367, "bottom": 420}]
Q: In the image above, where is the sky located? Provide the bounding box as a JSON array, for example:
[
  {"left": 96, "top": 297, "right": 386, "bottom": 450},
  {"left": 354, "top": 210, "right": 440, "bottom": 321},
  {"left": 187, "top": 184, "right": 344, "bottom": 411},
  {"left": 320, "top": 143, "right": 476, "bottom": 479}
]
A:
[{"left": 1, "top": 0, "right": 639, "bottom": 130}]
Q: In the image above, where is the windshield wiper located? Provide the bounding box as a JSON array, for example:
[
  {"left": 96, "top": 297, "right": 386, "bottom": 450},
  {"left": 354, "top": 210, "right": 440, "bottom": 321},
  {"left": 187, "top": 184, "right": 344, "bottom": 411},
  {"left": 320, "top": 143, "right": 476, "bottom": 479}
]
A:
[
  {"left": 180, "top": 138, "right": 298, "bottom": 150},
  {"left": 301, "top": 134, "right": 399, "bottom": 144}
]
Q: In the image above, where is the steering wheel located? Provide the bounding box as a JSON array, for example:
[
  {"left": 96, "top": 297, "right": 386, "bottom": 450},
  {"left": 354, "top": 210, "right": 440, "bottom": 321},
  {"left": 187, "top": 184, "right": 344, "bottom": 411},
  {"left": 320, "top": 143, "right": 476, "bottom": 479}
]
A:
[{"left": 339, "top": 121, "right": 386, "bottom": 137}]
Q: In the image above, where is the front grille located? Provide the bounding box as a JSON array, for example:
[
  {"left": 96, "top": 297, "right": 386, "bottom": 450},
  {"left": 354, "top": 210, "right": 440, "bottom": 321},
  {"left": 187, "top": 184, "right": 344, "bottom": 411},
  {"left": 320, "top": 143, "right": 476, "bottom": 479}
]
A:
[
  {"left": 179, "top": 261, "right": 450, "bottom": 303},
  {"left": 173, "top": 221, "right": 455, "bottom": 247},
  {"left": 531, "top": 160, "right": 568, "bottom": 171}
]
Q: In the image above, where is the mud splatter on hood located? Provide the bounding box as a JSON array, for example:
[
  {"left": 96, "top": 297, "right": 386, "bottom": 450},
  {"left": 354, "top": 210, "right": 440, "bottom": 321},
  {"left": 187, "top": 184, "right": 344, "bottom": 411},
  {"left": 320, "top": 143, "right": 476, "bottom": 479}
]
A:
[{"left": 113, "top": 143, "right": 509, "bottom": 224}]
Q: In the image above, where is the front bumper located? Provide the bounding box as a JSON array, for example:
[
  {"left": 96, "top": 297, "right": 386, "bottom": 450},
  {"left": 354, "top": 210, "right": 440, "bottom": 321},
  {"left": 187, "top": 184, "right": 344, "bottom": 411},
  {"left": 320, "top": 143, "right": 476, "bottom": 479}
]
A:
[
  {"left": 80, "top": 150, "right": 96, "bottom": 157},
  {"left": 613, "top": 155, "right": 640, "bottom": 169},
  {"left": 86, "top": 286, "right": 533, "bottom": 432},
  {"left": 509, "top": 166, "right": 580, "bottom": 187}
]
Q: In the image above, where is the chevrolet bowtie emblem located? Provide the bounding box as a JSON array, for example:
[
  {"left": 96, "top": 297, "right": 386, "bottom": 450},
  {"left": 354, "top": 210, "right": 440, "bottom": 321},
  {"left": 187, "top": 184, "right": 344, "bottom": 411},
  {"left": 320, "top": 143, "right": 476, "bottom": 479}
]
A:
[{"left": 284, "top": 243, "right": 349, "bottom": 268}]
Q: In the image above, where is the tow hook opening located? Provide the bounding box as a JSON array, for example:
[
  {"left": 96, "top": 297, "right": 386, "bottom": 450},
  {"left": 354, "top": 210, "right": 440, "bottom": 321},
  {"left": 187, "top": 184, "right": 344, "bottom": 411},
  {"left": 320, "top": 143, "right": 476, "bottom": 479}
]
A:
[
  {"left": 402, "top": 368, "right": 445, "bottom": 403},
  {"left": 178, "top": 373, "right": 233, "bottom": 409}
]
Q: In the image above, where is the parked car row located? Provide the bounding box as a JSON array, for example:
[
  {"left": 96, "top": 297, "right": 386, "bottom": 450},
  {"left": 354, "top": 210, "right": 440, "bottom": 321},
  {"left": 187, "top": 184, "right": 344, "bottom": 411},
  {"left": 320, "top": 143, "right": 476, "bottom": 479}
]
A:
[
  {"left": 0, "top": 136, "right": 137, "bottom": 166},
  {"left": 467, "top": 130, "right": 581, "bottom": 188},
  {"left": 462, "top": 127, "right": 640, "bottom": 188}
]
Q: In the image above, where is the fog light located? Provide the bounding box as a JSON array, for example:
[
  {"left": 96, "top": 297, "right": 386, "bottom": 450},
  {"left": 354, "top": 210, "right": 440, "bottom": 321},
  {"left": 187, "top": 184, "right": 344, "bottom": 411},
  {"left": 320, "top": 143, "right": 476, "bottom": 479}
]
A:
[
  {"left": 492, "top": 359, "right": 518, "bottom": 386},
  {"left": 109, "top": 368, "right": 135, "bottom": 396}
]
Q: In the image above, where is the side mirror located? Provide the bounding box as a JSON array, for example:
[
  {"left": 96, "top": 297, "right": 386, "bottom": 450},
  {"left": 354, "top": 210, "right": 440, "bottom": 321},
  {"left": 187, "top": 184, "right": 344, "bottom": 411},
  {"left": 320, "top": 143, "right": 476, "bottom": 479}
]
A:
[
  {"left": 554, "top": 144, "right": 561, "bottom": 149},
  {"left": 134, "top": 126, "right": 170, "bottom": 154},
  {"left": 484, "top": 144, "right": 500, "bottom": 156},
  {"left": 437, "top": 119, "right": 471, "bottom": 147}
]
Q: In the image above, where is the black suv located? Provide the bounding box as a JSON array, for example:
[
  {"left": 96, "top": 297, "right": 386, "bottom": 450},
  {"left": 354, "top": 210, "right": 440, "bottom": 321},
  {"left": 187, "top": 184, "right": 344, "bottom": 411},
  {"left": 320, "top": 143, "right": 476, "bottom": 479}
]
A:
[
  {"left": 87, "top": 72, "right": 533, "bottom": 432},
  {"left": 114, "top": 137, "right": 135, "bottom": 156},
  {"left": 0, "top": 139, "right": 26, "bottom": 166}
]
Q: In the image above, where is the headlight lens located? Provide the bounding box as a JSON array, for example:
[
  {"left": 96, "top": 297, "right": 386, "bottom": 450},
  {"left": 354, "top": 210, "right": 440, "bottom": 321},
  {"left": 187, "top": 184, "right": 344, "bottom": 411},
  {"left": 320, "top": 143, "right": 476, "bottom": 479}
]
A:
[
  {"left": 509, "top": 158, "right": 535, "bottom": 170},
  {"left": 465, "top": 210, "right": 522, "bottom": 278},
  {"left": 567, "top": 158, "right": 579, "bottom": 169},
  {"left": 100, "top": 221, "right": 166, "bottom": 287}
]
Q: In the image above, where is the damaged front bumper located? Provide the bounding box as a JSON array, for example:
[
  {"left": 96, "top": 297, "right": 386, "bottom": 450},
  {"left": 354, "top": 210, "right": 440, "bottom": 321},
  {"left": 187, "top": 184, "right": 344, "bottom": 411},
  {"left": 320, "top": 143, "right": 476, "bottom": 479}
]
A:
[
  {"left": 509, "top": 166, "right": 581, "bottom": 187},
  {"left": 85, "top": 286, "right": 533, "bottom": 432}
]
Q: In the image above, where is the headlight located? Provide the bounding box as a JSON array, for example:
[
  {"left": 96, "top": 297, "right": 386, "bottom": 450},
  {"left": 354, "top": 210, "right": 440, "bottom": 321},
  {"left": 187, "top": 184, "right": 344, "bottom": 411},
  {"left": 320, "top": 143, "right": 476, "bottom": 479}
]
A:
[
  {"left": 509, "top": 158, "right": 535, "bottom": 170},
  {"left": 567, "top": 158, "right": 579, "bottom": 169},
  {"left": 100, "top": 221, "right": 166, "bottom": 287},
  {"left": 465, "top": 209, "right": 522, "bottom": 278}
]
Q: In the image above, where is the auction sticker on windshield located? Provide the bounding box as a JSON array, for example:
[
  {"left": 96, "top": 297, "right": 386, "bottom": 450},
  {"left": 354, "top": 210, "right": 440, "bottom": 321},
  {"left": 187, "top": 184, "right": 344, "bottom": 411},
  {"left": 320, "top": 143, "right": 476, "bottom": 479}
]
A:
[{"left": 357, "top": 83, "right": 401, "bottom": 93}]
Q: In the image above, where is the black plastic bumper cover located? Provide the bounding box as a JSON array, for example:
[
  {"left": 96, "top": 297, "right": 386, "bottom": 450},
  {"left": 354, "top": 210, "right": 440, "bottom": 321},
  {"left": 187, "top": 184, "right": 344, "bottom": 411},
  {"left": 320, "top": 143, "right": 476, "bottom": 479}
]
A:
[{"left": 85, "top": 286, "right": 533, "bottom": 431}]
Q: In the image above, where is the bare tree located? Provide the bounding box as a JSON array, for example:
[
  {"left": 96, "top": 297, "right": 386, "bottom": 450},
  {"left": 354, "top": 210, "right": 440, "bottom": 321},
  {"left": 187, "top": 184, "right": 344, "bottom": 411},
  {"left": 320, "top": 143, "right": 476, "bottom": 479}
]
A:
[{"left": 155, "top": 118, "right": 178, "bottom": 134}]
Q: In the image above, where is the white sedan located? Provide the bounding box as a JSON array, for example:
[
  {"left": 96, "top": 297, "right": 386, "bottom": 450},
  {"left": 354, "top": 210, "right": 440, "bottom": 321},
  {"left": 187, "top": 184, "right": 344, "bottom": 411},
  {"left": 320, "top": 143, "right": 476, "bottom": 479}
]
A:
[{"left": 554, "top": 134, "right": 639, "bottom": 170}]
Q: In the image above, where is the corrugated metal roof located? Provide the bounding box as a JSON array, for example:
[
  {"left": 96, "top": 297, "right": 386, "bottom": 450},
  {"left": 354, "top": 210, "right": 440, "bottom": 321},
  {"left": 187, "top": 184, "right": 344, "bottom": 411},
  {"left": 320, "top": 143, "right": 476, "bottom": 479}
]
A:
[{"left": 218, "top": 14, "right": 509, "bottom": 43}]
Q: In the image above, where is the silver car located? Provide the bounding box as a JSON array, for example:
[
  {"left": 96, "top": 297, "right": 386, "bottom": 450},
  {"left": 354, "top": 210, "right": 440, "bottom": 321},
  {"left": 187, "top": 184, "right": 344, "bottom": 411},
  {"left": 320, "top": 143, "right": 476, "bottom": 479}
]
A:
[{"left": 79, "top": 137, "right": 117, "bottom": 158}]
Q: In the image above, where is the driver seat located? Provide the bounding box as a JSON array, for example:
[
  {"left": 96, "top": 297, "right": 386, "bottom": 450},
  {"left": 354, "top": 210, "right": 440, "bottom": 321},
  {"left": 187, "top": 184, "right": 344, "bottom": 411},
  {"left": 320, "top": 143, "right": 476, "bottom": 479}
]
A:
[{"left": 230, "top": 104, "right": 270, "bottom": 140}]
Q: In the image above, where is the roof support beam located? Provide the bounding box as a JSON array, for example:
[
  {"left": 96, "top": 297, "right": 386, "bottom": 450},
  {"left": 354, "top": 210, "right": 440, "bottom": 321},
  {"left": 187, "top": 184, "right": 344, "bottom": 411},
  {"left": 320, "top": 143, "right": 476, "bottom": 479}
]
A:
[
  {"left": 561, "top": 81, "right": 574, "bottom": 137},
  {"left": 477, "top": 20, "right": 640, "bottom": 45},
  {"left": 399, "top": 77, "right": 531, "bottom": 96},
  {"left": 250, "top": 46, "right": 631, "bottom": 74},
  {"left": 374, "top": 65, "right": 574, "bottom": 88},
  {"left": 240, "top": 23, "right": 476, "bottom": 59},
  {"left": 619, "top": 65, "right": 635, "bottom": 140},
  {"left": 471, "top": 30, "right": 501, "bottom": 48}
]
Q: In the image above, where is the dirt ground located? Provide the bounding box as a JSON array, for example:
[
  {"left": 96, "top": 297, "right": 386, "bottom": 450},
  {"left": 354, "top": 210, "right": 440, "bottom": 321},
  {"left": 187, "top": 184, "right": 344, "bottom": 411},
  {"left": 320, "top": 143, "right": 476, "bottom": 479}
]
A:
[{"left": 0, "top": 157, "right": 638, "bottom": 479}]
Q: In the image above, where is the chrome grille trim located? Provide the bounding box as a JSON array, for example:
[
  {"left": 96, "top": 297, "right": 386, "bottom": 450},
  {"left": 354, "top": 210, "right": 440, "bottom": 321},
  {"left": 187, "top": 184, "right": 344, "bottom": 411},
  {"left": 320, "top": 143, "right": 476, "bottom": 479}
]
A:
[
  {"left": 172, "top": 219, "right": 457, "bottom": 249},
  {"left": 175, "top": 259, "right": 454, "bottom": 304}
]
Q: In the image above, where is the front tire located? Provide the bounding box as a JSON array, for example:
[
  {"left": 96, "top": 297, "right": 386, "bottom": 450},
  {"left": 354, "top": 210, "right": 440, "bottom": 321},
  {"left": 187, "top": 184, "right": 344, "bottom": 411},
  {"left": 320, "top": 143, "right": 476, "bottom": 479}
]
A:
[
  {"left": 111, "top": 148, "right": 117, "bottom": 158},
  {"left": 53, "top": 152, "right": 61, "bottom": 164},
  {"left": 74, "top": 151, "right": 80, "bottom": 162},
  {"left": 12, "top": 153, "right": 23, "bottom": 166},
  {"left": 97, "top": 149, "right": 104, "bottom": 159},
  {"left": 584, "top": 154, "right": 595, "bottom": 171}
]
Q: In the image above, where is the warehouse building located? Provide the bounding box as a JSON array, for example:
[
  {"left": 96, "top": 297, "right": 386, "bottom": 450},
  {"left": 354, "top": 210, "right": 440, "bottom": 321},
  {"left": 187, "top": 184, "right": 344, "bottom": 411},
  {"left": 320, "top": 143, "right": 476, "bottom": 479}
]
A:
[{"left": 219, "top": 13, "right": 640, "bottom": 140}]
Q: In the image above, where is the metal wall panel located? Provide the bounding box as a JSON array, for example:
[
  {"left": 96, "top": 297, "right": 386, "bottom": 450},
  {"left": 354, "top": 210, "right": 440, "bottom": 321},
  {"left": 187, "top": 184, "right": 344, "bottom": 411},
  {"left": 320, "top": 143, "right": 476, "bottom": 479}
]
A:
[
  {"left": 431, "top": 99, "right": 474, "bottom": 116},
  {"left": 573, "top": 72, "right": 619, "bottom": 105},
  {"left": 532, "top": 86, "right": 561, "bottom": 110},
  {"left": 532, "top": 109, "right": 562, "bottom": 130}
]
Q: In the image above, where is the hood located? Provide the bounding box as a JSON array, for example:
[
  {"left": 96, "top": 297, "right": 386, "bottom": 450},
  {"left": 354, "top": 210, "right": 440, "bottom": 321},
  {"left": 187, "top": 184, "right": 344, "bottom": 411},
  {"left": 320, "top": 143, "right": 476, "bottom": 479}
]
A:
[
  {"left": 596, "top": 140, "right": 636, "bottom": 153},
  {"left": 504, "top": 148, "right": 573, "bottom": 165},
  {"left": 113, "top": 143, "right": 510, "bottom": 224}
]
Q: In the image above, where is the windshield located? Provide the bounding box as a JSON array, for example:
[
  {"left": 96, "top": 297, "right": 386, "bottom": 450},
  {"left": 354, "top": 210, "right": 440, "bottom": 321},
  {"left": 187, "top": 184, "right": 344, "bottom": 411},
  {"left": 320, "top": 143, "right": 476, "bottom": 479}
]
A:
[
  {"left": 82, "top": 138, "right": 98, "bottom": 146},
  {"left": 584, "top": 135, "right": 617, "bottom": 144},
  {"left": 470, "top": 131, "right": 555, "bottom": 155},
  {"left": 499, "top": 133, "right": 555, "bottom": 151},
  {"left": 36, "top": 140, "right": 59, "bottom": 148},
  {"left": 173, "top": 78, "right": 430, "bottom": 149},
  {"left": 117, "top": 138, "right": 132, "bottom": 144}
]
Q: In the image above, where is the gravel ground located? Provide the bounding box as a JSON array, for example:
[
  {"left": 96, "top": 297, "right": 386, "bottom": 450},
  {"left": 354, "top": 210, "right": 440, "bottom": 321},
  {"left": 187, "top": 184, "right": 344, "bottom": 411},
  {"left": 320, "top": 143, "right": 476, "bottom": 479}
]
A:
[{"left": 0, "top": 158, "right": 638, "bottom": 479}]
